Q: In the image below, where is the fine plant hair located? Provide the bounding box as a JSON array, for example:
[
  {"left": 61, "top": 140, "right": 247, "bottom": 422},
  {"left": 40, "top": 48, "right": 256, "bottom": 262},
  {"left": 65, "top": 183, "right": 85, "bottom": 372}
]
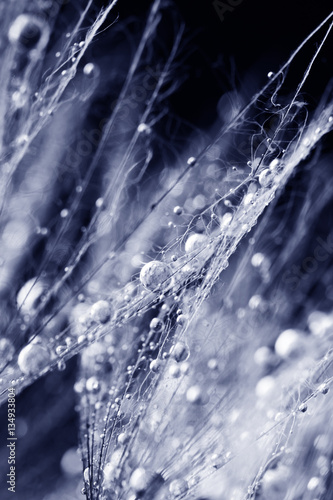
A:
[{"left": 1, "top": 2, "right": 333, "bottom": 500}]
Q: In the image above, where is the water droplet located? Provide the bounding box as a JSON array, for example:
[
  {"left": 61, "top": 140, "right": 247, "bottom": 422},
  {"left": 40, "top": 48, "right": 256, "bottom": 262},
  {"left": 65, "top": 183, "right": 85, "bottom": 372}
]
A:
[
  {"left": 90, "top": 300, "right": 111, "bottom": 324},
  {"left": 18, "top": 343, "right": 50, "bottom": 375},
  {"left": 83, "top": 62, "right": 95, "bottom": 76},
  {"left": 184, "top": 233, "right": 207, "bottom": 253},
  {"left": 173, "top": 206, "right": 183, "bottom": 215},
  {"left": 8, "top": 14, "right": 49, "bottom": 53},
  {"left": 130, "top": 467, "right": 149, "bottom": 493},
  {"left": 170, "top": 341, "right": 189, "bottom": 362},
  {"left": 140, "top": 261, "right": 173, "bottom": 292},
  {"left": 169, "top": 478, "right": 188, "bottom": 497}
]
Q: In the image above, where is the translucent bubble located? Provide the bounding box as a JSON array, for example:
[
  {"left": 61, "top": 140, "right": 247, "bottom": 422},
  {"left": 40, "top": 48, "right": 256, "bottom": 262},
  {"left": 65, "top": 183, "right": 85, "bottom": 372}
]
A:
[
  {"left": 137, "top": 123, "right": 151, "bottom": 134},
  {"left": 86, "top": 376, "right": 101, "bottom": 393},
  {"left": 57, "top": 359, "right": 66, "bottom": 371},
  {"left": 251, "top": 252, "right": 265, "bottom": 267},
  {"left": 170, "top": 341, "right": 189, "bottom": 362},
  {"left": 8, "top": 14, "right": 49, "bottom": 53},
  {"left": 186, "top": 385, "right": 202, "bottom": 404},
  {"left": 168, "top": 364, "right": 181, "bottom": 378},
  {"left": 261, "top": 466, "right": 289, "bottom": 500},
  {"left": 185, "top": 233, "right": 208, "bottom": 253},
  {"left": 220, "top": 212, "right": 233, "bottom": 229},
  {"left": 60, "top": 447, "right": 82, "bottom": 476},
  {"left": 169, "top": 478, "right": 188, "bottom": 497},
  {"left": 210, "top": 453, "right": 225, "bottom": 469},
  {"left": 258, "top": 168, "right": 274, "bottom": 187},
  {"left": 173, "top": 205, "right": 183, "bottom": 215},
  {"left": 150, "top": 359, "right": 161, "bottom": 372},
  {"left": 3, "top": 219, "right": 30, "bottom": 250},
  {"left": 81, "top": 342, "right": 106, "bottom": 370},
  {"left": 16, "top": 277, "right": 47, "bottom": 315},
  {"left": 0, "top": 338, "right": 15, "bottom": 370},
  {"left": 307, "top": 476, "right": 322, "bottom": 491},
  {"left": 84, "top": 467, "right": 90, "bottom": 484},
  {"left": 90, "top": 300, "right": 111, "bottom": 324},
  {"left": 207, "top": 358, "right": 218, "bottom": 370},
  {"left": 253, "top": 346, "right": 276, "bottom": 367},
  {"left": 83, "top": 63, "right": 96, "bottom": 76},
  {"left": 187, "top": 156, "right": 197, "bottom": 166},
  {"left": 274, "top": 329, "right": 304, "bottom": 359},
  {"left": 149, "top": 317, "right": 163, "bottom": 331},
  {"left": 129, "top": 467, "right": 149, "bottom": 493},
  {"left": 255, "top": 376, "right": 276, "bottom": 400},
  {"left": 17, "top": 343, "right": 50, "bottom": 375},
  {"left": 298, "top": 402, "right": 307, "bottom": 412},
  {"left": 308, "top": 311, "right": 333, "bottom": 337},
  {"left": 118, "top": 432, "right": 129, "bottom": 445},
  {"left": 140, "top": 261, "right": 173, "bottom": 291}
]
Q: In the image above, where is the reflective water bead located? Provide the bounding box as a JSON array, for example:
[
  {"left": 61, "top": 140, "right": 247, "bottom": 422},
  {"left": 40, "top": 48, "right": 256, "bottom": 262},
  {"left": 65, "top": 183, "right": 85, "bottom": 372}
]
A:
[
  {"left": 274, "top": 329, "right": 304, "bottom": 359},
  {"left": 140, "top": 261, "right": 172, "bottom": 291},
  {"left": 8, "top": 15, "right": 49, "bottom": 52},
  {"left": 84, "top": 467, "right": 90, "bottom": 484},
  {"left": 187, "top": 156, "right": 197, "bottom": 166},
  {"left": 258, "top": 168, "right": 274, "bottom": 187},
  {"left": 129, "top": 467, "right": 149, "bottom": 493},
  {"left": 168, "top": 364, "right": 181, "bottom": 378},
  {"left": 170, "top": 341, "right": 189, "bottom": 362},
  {"left": 86, "top": 376, "right": 101, "bottom": 393},
  {"left": 149, "top": 317, "right": 163, "bottom": 331},
  {"left": 184, "top": 233, "right": 208, "bottom": 253},
  {"left": 137, "top": 123, "right": 151, "bottom": 134},
  {"left": 169, "top": 478, "right": 188, "bottom": 497},
  {"left": 173, "top": 205, "right": 183, "bottom": 215},
  {"left": 118, "top": 432, "right": 129, "bottom": 445},
  {"left": 186, "top": 385, "right": 202, "bottom": 404},
  {"left": 90, "top": 300, "right": 111, "bottom": 324},
  {"left": 17, "top": 343, "right": 50, "bottom": 375},
  {"left": 83, "top": 63, "right": 95, "bottom": 76},
  {"left": 17, "top": 277, "right": 47, "bottom": 315}
]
